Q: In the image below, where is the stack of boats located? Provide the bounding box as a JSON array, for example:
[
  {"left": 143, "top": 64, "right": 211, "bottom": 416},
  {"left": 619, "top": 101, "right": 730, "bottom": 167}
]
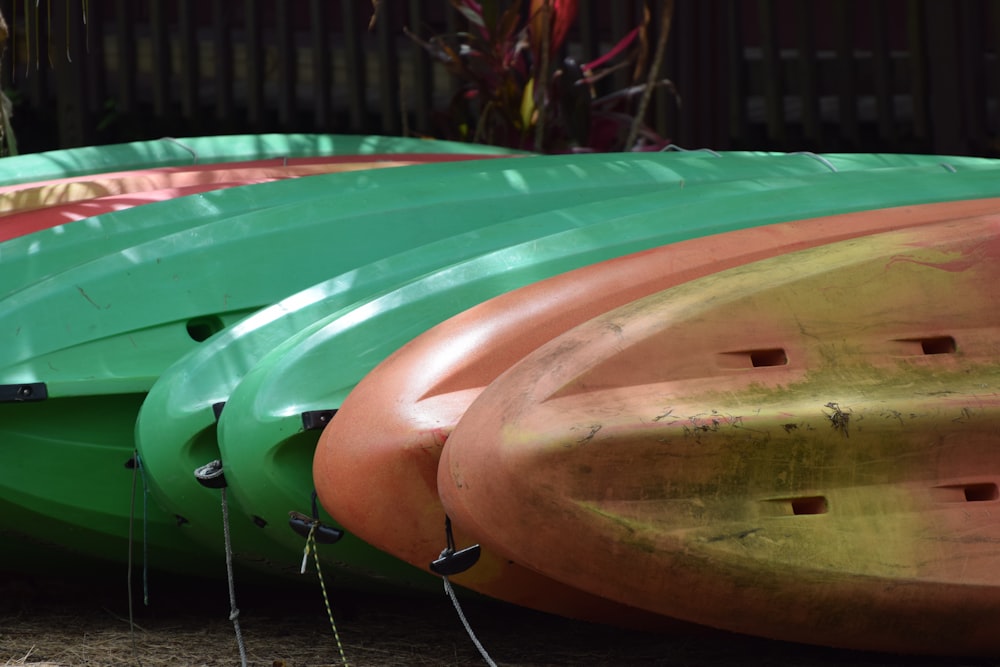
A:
[{"left": 3, "top": 133, "right": 999, "bottom": 656}]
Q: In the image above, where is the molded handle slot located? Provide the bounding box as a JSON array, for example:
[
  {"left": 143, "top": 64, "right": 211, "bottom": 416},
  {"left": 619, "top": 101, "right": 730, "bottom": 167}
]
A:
[{"left": 717, "top": 348, "right": 788, "bottom": 369}]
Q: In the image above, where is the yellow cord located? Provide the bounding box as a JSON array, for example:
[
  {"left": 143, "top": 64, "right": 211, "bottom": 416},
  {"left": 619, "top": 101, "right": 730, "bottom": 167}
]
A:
[{"left": 306, "top": 525, "right": 350, "bottom": 667}]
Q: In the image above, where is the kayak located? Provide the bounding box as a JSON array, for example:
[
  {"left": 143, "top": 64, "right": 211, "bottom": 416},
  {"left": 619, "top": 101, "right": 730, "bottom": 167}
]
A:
[
  {"left": 1, "top": 182, "right": 267, "bottom": 243},
  {"left": 0, "top": 153, "right": 510, "bottom": 217},
  {"left": 210, "top": 162, "right": 1000, "bottom": 588},
  {"left": 0, "top": 155, "right": 500, "bottom": 243},
  {"left": 312, "top": 196, "right": 1000, "bottom": 625},
  {"left": 0, "top": 133, "right": 520, "bottom": 186},
  {"left": 437, "top": 214, "right": 1000, "bottom": 654},
  {"left": 1, "top": 150, "right": 755, "bottom": 576}
]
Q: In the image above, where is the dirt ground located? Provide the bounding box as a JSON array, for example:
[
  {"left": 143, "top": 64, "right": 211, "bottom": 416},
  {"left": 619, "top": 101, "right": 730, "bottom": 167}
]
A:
[{"left": 0, "top": 569, "right": 994, "bottom": 667}]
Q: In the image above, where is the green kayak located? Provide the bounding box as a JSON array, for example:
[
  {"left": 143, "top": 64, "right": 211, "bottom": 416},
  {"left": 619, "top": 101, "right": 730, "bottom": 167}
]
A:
[
  {"left": 0, "top": 133, "right": 518, "bottom": 186},
  {"left": 209, "top": 160, "right": 1000, "bottom": 587},
  {"left": 3, "top": 150, "right": 789, "bottom": 578}
]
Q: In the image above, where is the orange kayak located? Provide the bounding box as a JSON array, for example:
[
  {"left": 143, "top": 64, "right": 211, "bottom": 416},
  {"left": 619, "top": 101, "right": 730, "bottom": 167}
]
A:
[
  {"left": 0, "top": 153, "right": 511, "bottom": 215},
  {"left": 0, "top": 154, "right": 509, "bottom": 243},
  {"left": 437, "top": 211, "right": 1000, "bottom": 654},
  {"left": 315, "top": 197, "right": 1000, "bottom": 634}
]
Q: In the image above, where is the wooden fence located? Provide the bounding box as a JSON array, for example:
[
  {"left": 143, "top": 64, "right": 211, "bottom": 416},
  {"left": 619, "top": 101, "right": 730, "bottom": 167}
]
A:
[{"left": 0, "top": 0, "right": 997, "bottom": 156}]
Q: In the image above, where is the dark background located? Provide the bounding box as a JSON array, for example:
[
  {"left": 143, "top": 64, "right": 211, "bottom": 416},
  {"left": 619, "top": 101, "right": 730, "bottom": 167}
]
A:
[{"left": 1, "top": 0, "right": 997, "bottom": 157}]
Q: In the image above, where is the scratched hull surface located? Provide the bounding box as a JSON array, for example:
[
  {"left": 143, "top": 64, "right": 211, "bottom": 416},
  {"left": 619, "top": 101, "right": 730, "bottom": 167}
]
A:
[
  {"left": 314, "top": 197, "right": 1000, "bottom": 628},
  {"left": 439, "top": 214, "right": 1000, "bottom": 654}
]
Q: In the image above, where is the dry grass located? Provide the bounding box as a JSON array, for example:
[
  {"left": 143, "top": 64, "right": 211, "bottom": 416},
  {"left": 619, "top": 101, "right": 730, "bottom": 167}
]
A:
[{"left": 0, "top": 571, "right": 989, "bottom": 667}]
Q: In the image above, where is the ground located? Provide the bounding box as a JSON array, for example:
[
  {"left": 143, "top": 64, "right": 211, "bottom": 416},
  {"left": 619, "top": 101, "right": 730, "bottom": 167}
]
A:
[{"left": 0, "top": 570, "right": 991, "bottom": 667}]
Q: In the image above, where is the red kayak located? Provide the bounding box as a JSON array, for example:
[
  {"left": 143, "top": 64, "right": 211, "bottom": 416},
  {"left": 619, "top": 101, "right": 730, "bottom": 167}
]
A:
[
  {"left": 0, "top": 153, "right": 509, "bottom": 243},
  {"left": 437, "top": 211, "right": 1000, "bottom": 654},
  {"left": 0, "top": 153, "right": 511, "bottom": 214},
  {"left": 314, "top": 197, "right": 1000, "bottom": 633}
]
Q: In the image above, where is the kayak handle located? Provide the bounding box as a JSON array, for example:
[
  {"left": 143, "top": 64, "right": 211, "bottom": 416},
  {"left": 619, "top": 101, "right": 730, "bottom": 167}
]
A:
[
  {"left": 430, "top": 516, "right": 481, "bottom": 576},
  {"left": 0, "top": 382, "right": 47, "bottom": 402}
]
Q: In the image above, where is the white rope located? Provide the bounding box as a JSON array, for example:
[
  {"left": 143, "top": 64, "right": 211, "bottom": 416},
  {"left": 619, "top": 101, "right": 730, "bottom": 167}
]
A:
[
  {"left": 127, "top": 452, "right": 143, "bottom": 667},
  {"left": 135, "top": 453, "right": 150, "bottom": 605},
  {"left": 661, "top": 144, "right": 721, "bottom": 156},
  {"left": 442, "top": 574, "right": 497, "bottom": 667},
  {"left": 789, "top": 151, "right": 839, "bottom": 173},
  {"left": 159, "top": 137, "right": 199, "bottom": 163},
  {"left": 220, "top": 487, "right": 248, "bottom": 667}
]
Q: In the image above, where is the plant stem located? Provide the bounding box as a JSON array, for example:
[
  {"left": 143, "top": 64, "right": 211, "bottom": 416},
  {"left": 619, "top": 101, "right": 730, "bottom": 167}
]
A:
[
  {"left": 533, "top": 0, "right": 552, "bottom": 152},
  {"left": 625, "top": 0, "right": 674, "bottom": 150}
]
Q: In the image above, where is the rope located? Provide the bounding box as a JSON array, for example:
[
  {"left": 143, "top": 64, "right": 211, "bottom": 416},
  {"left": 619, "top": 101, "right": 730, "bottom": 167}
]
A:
[
  {"left": 219, "top": 487, "right": 248, "bottom": 667},
  {"left": 127, "top": 450, "right": 143, "bottom": 667},
  {"left": 434, "top": 516, "right": 496, "bottom": 665},
  {"left": 789, "top": 151, "right": 839, "bottom": 173},
  {"left": 159, "top": 137, "right": 199, "bottom": 163},
  {"left": 134, "top": 453, "right": 150, "bottom": 606},
  {"left": 661, "top": 144, "right": 721, "bottom": 156},
  {"left": 304, "top": 524, "right": 350, "bottom": 667},
  {"left": 441, "top": 573, "right": 497, "bottom": 667}
]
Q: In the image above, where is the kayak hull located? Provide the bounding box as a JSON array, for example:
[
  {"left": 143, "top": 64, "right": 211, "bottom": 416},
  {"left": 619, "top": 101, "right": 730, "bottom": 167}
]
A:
[{"left": 439, "top": 213, "right": 1000, "bottom": 654}]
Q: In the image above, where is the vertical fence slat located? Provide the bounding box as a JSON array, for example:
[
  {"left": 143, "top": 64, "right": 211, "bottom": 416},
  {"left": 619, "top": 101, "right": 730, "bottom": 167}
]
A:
[
  {"left": 757, "top": 0, "right": 785, "bottom": 147},
  {"left": 406, "top": 0, "right": 432, "bottom": 135},
  {"left": 959, "top": 0, "right": 987, "bottom": 153},
  {"left": 376, "top": 3, "right": 400, "bottom": 136},
  {"left": 54, "top": 0, "right": 89, "bottom": 147},
  {"left": 83, "top": 1, "right": 107, "bottom": 119},
  {"left": 150, "top": 0, "right": 170, "bottom": 118},
  {"left": 609, "top": 1, "right": 631, "bottom": 92},
  {"left": 576, "top": 0, "right": 599, "bottom": 64},
  {"left": 445, "top": 1, "right": 459, "bottom": 35},
  {"left": 699, "top": 1, "right": 731, "bottom": 150},
  {"left": 687, "top": 0, "right": 716, "bottom": 147},
  {"left": 212, "top": 0, "right": 233, "bottom": 123},
  {"left": 906, "top": 0, "right": 929, "bottom": 145},
  {"left": 870, "top": 1, "right": 896, "bottom": 146},
  {"left": 796, "top": 2, "right": 821, "bottom": 148},
  {"left": 654, "top": 0, "right": 678, "bottom": 143},
  {"left": 834, "top": 0, "right": 859, "bottom": 148},
  {"left": 341, "top": 0, "right": 366, "bottom": 132},
  {"left": 113, "top": 0, "right": 136, "bottom": 116},
  {"left": 309, "top": 0, "right": 330, "bottom": 129},
  {"left": 275, "top": 2, "right": 296, "bottom": 130},
  {"left": 727, "top": 0, "right": 747, "bottom": 147},
  {"left": 244, "top": 0, "right": 264, "bottom": 129},
  {"left": 29, "top": 4, "right": 49, "bottom": 110},
  {"left": 178, "top": 0, "right": 199, "bottom": 121},
  {"left": 923, "top": 0, "right": 964, "bottom": 153},
  {"left": 77, "top": 3, "right": 109, "bottom": 137},
  {"left": 993, "top": 0, "right": 1000, "bottom": 142}
]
